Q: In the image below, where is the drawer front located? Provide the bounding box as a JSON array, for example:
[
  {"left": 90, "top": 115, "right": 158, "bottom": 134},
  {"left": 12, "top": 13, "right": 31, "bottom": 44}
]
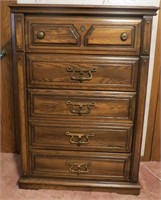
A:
[
  {"left": 30, "top": 150, "right": 131, "bottom": 181},
  {"left": 27, "top": 54, "right": 139, "bottom": 91},
  {"left": 28, "top": 90, "right": 136, "bottom": 123},
  {"left": 29, "top": 121, "right": 133, "bottom": 153},
  {"left": 26, "top": 16, "right": 141, "bottom": 55}
]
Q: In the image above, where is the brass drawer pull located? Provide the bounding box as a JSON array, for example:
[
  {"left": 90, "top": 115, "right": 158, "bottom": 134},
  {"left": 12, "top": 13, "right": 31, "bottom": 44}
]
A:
[
  {"left": 120, "top": 32, "right": 128, "bottom": 41},
  {"left": 67, "top": 101, "right": 95, "bottom": 116},
  {"left": 66, "top": 66, "right": 96, "bottom": 82},
  {"left": 65, "top": 161, "right": 92, "bottom": 175},
  {"left": 37, "top": 31, "right": 45, "bottom": 39},
  {"left": 66, "top": 132, "right": 94, "bottom": 146}
]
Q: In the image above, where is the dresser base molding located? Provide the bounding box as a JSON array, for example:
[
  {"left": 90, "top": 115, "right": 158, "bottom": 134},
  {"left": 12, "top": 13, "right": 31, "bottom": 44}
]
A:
[{"left": 18, "top": 177, "right": 141, "bottom": 195}]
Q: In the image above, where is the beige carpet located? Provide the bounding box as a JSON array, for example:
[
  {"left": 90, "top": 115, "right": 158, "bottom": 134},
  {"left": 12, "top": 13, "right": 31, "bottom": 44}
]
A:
[{"left": 0, "top": 153, "right": 161, "bottom": 200}]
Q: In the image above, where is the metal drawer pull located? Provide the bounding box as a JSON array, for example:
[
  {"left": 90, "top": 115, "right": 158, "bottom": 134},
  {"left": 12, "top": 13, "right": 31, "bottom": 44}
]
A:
[
  {"left": 37, "top": 31, "right": 45, "bottom": 39},
  {"left": 66, "top": 132, "right": 94, "bottom": 146},
  {"left": 0, "top": 50, "right": 7, "bottom": 59},
  {"left": 66, "top": 66, "right": 96, "bottom": 82},
  {"left": 120, "top": 32, "right": 128, "bottom": 41},
  {"left": 65, "top": 161, "right": 92, "bottom": 175},
  {"left": 67, "top": 101, "right": 95, "bottom": 116}
]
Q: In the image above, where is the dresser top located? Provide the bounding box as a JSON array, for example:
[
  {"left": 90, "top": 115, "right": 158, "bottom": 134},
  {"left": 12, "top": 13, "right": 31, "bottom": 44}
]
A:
[{"left": 8, "top": 2, "right": 159, "bottom": 16}]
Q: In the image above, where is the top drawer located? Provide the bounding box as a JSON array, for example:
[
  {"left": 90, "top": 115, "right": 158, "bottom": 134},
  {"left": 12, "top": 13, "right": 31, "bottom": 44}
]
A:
[{"left": 25, "top": 16, "right": 142, "bottom": 55}]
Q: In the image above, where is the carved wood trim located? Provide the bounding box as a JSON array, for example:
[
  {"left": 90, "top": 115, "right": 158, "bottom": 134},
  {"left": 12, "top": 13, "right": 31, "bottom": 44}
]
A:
[
  {"left": 130, "top": 56, "right": 149, "bottom": 182},
  {"left": 14, "top": 13, "right": 25, "bottom": 51},
  {"left": 141, "top": 16, "right": 153, "bottom": 55}
]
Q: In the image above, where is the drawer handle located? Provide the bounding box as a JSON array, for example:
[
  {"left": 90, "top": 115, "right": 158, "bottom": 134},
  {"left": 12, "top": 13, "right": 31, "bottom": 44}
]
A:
[
  {"left": 66, "top": 66, "right": 96, "bottom": 82},
  {"left": 65, "top": 161, "right": 92, "bottom": 175},
  {"left": 120, "top": 32, "right": 128, "bottom": 41},
  {"left": 37, "top": 31, "right": 45, "bottom": 39},
  {"left": 67, "top": 101, "right": 95, "bottom": 116},
  {"left": 0, "top": 50, "right": 7, "bottom": 59},
  {"left": 66, "top": 132, "right": 94, "bottom": 146}
]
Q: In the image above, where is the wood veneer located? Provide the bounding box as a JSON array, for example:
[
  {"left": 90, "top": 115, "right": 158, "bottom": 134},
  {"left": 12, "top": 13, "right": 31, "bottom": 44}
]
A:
[
  {"left": 1, "top": 0, "right": 15, "bottom": 152},
  {"left": 8, "top": 3, "right": 159, "bottom": 195}
]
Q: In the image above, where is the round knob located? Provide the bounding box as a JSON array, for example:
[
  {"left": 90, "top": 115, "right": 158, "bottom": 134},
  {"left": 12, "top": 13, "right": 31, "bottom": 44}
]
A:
[
  {"left": 80, "top": 25, "right": 86, "bottom": 32},
  {"left": 37, "top": 31, "right": 45, "bottom": 39},
  {"left": 120, "top": 32, "right": 128, "bottom": 41}
]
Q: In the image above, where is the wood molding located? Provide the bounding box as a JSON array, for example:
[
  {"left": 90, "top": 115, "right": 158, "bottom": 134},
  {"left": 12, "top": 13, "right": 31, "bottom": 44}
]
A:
[
  {"left": 16, "top": 53, "right": 28, "bottom": 174},
  {"left": 8, "top": 3, "right": 158, "bottom": 16},
  {"left": 130, "top": 56, "right": 149, "bottom": 181},
  {"left": 143, "top": 8, "right": 161, "bottom": 161}
]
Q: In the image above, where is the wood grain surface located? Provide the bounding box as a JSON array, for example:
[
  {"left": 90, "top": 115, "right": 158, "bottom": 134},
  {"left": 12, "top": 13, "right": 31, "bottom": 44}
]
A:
[
  {"left": 27, "top": 54, "right": 139, "bottom": 91},
  {"left": 9, "top": 4, "right": 158, "bottom": 195},
  {"left": 25, "top": 16, "right": 142, "bottom": 55},
  {"left": 1, "top": 0, "right": 15, "bottom": 152},
  {"left": 28, "top": 121, "right": 133, "bottom": 152}
]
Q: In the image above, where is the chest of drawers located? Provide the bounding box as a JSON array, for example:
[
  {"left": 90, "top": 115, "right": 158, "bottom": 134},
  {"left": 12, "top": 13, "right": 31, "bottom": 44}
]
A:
[{"left": 9, "top": 3, "right": 158, "bottom": 195}]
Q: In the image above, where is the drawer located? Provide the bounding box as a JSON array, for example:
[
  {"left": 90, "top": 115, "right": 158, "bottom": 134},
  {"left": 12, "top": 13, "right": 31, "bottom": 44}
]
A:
[
  {"left": 30, "top": 150, "right": 131, "bottom": 181},
  {"left": 28, "top": 90, "right": 136, "bottom": 123},
  {"left": 27, "top": 54, "right": 139, "bottom": 91},
  {"left": 29, "top": 121, "right": 133, "bottom": 153},
  {"left": 25, "top": 16, "right": 141, "bottom": 55}
]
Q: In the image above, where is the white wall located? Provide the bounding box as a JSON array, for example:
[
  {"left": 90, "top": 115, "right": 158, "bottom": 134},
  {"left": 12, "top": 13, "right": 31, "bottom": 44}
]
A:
[
  {"left": 18, "top": 0, "right": 160, "bottom": 6},
  {"left": 17, "top": 0, "right": 160, "bottom": 156}
]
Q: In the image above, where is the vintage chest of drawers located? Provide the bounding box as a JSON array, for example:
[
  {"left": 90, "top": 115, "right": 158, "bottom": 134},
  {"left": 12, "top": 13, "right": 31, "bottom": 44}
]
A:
[{"left": 9, "top": 3, "right": 158, "bottom": 195}]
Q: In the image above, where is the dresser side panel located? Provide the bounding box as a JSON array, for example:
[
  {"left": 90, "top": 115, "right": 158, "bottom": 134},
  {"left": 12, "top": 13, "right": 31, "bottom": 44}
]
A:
[
  {"left": 130, "top": 57, "right": 149, "bottom": 182},
  {"left": 16, "top": 53, "right": 28, "bottom": 175}
]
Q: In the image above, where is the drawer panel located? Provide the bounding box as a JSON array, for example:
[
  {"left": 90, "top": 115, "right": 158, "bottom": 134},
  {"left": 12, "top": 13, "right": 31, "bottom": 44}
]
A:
[
  {"left": 26, "top": 16, "right": 141, "bottom": 55},
  {"left": 30, "top": 150, "right": 131, "bottom": 181},
  {"left": 27, "top": 54, "right": 139, "bottom": 91},
  {"left": 29, "top": 121, "right": 133, "bottom": 152},
  {"left": 28, "top": 90, "right": 136, "bottom": 123},
  {"left": 85, "top": 25, "right": 135, "bottom": 47},
  {"left": 31, "top": 24, "right": 80, "bottom": 46}
]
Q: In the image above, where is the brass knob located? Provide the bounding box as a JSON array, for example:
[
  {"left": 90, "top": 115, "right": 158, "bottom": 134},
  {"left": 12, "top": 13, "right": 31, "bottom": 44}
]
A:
[
  {"left": 37, "top": 31, "right": 45, "bottom": 39},
  {"left": 120, "top": 32, "right": 128, "bottom": 41},
  {"left": 0, "top": 50, "right": 7, "bottom": 59},
  {"left": 80, "top": 25, "right": 86, "bottom": 32}
]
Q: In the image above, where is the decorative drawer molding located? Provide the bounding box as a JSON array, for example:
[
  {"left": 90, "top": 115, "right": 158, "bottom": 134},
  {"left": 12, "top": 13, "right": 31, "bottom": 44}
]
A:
[
  {"left": 30, "top": 150, "right": 131, "bottom": 181},
  {"left": 28, "top": 89, "right": 136, "bottom": 123},
  {"left": 29, "top": 121, "right": 133, "bottom": 152},
  {"left": 25, "top": 16, "right": 142, "bottom": 55},
  {"left": 27, "top": 54, "right": 139, "bottom": 91}
]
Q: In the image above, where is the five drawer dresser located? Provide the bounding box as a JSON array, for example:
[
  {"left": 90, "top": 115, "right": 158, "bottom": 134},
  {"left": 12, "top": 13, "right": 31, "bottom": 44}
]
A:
[{"left": 9, "top": 2, "right": 158, "bottom": 195}]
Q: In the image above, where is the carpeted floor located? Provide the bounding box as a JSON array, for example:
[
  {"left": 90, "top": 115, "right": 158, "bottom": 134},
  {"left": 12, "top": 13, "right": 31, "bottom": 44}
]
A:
[{"left": 0, "top": 153, "right": 161, "bottom": 200}]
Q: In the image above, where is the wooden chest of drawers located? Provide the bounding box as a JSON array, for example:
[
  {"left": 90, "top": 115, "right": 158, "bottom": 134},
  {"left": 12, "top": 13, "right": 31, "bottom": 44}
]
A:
[{"left": 9, "top": 3, "right": 158, "bottom": 195}]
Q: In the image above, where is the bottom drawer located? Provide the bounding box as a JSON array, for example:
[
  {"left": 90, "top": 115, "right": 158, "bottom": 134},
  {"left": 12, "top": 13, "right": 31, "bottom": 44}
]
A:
[{"left": 30, "top": 150, "right": 131, "bottom": 181}]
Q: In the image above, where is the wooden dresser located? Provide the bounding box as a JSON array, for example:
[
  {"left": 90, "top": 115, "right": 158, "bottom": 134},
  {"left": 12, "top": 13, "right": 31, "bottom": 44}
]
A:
[{"left": 9, "top": 3, "right": 158, "bottom": 195}]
